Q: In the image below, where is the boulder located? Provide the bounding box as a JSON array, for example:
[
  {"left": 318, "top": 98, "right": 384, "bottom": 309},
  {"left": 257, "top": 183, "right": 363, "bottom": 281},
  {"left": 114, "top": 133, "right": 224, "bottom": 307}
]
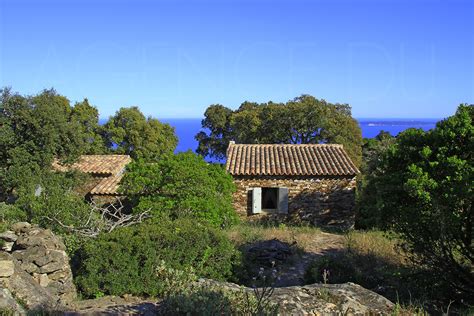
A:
[
  {"left": 20, "top": 262, "right": 39, "bottom": 274},
  {"left": 38, "top": 274, "right": 50, "bottom": 287},
  {"left": 39, "top": 261, "right": 64, "bottom": 274},
  {"left": 1, "top": 242, "right": 14, "bottom": 252},
  {"left": 0, "top": 252, "right": 15, "bottom": 277},
  {"left": 0, "top": 259, "right": 14, "bottom": 277},
  {"left": 271, "top": 282, "right": 394, "bottom": 315},
  {"left": 15, "top": 229, "right": 64, "bottom": 250}
]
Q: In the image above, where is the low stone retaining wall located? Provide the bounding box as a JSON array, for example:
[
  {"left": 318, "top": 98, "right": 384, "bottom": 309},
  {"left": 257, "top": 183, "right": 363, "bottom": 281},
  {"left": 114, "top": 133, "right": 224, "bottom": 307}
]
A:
[{"left": 0, "top": 222, "right": 77, "bottom": 311}]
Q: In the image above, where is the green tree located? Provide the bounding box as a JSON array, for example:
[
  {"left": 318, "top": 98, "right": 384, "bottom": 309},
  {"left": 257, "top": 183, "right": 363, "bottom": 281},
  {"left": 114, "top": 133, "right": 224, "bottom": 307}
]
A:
[
  {"left": 0, "top": 88, "right": 95, "bottom": 198},
  {"left": 121, "top": 151, "right": 238, "bottom": 227},
  {"left": 102, "top": 106, "right": 177, "bottom": 161},
  {"left": 361, "top": 105, "right": 473, "bottom": 296},
  {"left": 14, "top": 170, "right": 92, "bottom": 234},
  {"left": 356, "top": 131, "right": 396, "bottom": 228},
  {"left": 195, "top": 95, "right": 362, "bottom": 166},
  {"left": 71, "top": 98, "right": 106, "bottom": 154},
  {"left": 195, "top": 104, "right": 233, "bottom": 161}
]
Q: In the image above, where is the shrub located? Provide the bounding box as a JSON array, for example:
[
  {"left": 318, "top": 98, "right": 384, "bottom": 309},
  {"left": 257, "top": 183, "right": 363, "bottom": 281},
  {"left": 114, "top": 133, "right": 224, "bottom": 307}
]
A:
[
  {"left": 162, "top": 286, "right": 235, "bottom": 315},
  {"left": 121, "top": 152, "right": 239, "bottom": 228},
  {"left": 162, "top": 284, "right": 279, "bottom": 316},
  {"left": 356, "top": 131, "right": 396, "bottom": 229},
  {"left": 14, "top": 171, "right": 94, "bottom": 234},
  {"left": 74, "top": 218, "right": 239, "bottom": 298},
  {"left": 0, "top": 202, "right": 27, "bottom": 226}
]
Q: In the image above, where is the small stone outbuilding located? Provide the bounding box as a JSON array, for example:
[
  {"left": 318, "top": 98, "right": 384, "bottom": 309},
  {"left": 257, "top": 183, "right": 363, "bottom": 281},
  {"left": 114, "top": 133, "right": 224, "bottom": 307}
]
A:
[
  {"left": 52, "top": 154, "right": 131, "bottom": 203},
  {"left": 225, "top": 142, "right": 359, "bottom": 228}
]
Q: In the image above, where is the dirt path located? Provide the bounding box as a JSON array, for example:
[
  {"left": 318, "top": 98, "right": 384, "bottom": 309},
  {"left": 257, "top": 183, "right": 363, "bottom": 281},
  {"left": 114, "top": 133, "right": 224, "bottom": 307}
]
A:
[{"left": 273, "top": 232, "right": 346, "bottom": 287}]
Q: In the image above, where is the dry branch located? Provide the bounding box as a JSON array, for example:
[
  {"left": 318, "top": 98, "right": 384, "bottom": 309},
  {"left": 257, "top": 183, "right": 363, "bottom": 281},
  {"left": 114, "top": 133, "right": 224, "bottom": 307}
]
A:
[{"left": 43, "top": 197, "right": 150, "bottom": 237}]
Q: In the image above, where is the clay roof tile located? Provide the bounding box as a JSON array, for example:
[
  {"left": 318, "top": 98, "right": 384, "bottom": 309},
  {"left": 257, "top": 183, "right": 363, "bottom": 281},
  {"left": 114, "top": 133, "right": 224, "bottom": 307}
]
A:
[{"left": 225, "top": 143, "right": 359, "bottom": 177}]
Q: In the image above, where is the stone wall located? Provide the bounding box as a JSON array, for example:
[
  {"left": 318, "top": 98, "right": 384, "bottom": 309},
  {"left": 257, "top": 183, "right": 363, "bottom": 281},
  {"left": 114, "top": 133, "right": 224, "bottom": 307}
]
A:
[
  {"left": 0, "top": 222, "right": 77, "bottom": 310},
  {"left": 232, "top": 176, "right": 357, "bottom": 229}
]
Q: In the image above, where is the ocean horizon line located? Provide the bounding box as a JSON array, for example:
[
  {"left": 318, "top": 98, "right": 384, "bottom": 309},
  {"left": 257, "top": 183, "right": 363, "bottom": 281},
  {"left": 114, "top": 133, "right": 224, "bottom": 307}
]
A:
[{"left": 98, "top": 117, "right": 443, "bottom": 121}]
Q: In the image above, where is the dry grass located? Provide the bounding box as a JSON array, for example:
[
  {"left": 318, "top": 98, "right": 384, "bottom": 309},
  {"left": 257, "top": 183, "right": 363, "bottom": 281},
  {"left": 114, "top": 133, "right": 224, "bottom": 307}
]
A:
[
  {"left": 226, "top": 223, "right": 409, "bottom": 267},
  {"left": 226, "top": 222, "right": 323, "bottom": 251},
  {"left": 345, "top": 230, "right": 409, "bottom": 267}
]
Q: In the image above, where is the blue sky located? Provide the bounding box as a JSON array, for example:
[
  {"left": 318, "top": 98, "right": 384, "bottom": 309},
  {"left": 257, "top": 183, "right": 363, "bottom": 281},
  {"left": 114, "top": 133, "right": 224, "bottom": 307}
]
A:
[{"left": 0, "top": 0, "right": 473, "bottom": 119}]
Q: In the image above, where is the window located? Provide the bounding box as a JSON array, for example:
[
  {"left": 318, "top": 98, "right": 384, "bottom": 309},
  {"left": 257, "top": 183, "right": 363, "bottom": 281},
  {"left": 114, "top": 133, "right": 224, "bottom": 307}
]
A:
[
  {"left": 251, "top": 187, "right": 288, "bottom": 214},
  {"left": 262, "top": 188, "right": 278, "bottom": 210}
]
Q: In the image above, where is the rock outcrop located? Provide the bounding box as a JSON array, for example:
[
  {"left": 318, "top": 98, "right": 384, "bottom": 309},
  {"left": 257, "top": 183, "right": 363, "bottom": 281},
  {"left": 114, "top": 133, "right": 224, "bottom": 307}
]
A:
[
  {"left": 197, "top": 279, "right": 395, "bottom": 315},
  {"left": 0, "top": 222, "right": 77, "bottom": 311}
]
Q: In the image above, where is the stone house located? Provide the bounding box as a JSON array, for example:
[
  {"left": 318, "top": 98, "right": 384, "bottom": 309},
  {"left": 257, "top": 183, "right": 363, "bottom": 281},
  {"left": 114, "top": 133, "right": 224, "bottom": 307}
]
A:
[
  {"left": 225, "top": 142, "right": 359, "bottom": 228},
  {"left": 52, "top": 155, "right": 131, "bottom": 202}
]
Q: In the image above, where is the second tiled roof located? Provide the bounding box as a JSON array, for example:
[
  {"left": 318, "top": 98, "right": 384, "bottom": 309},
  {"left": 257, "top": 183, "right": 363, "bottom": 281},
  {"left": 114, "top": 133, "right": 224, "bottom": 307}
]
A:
[
  {"left": 53, "top": 155, "right": 131, "bottom": 176},
  {"left": 52, "top": 154, "right": 131, "bottom": 195}
]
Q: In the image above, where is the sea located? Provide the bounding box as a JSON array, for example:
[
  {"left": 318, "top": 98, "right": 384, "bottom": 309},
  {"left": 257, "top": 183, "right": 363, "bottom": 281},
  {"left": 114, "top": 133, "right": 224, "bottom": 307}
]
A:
[
  {"left": 99, "top": 118, "right": 440, "bottom": 155},
  {"left": 161, "top": 118, "right": 439, "bottom": 154}
]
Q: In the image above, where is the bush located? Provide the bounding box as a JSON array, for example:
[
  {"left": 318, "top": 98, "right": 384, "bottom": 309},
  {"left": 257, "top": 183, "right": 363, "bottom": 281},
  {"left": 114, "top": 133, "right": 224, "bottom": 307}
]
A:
[
  {"left": 162, "top": 286, "right": 235, "bottom": 315},
  {"left": 0, "top": 203, "right": 26, "bottom": 246},
  {"left": 162, "top": 284, "right": 279, "bottom": 316},
  {"left": 14, "top": 171, "right": 94, "bottom": 234},
  {"left": 74, "top": 218, "right": 239, "bottom": 298},
  {"left": 0, "top": 202, "right": 27, "bottom": 227},
  {"left": 121, "top": 152, "right": 239, "bottom": 228}
]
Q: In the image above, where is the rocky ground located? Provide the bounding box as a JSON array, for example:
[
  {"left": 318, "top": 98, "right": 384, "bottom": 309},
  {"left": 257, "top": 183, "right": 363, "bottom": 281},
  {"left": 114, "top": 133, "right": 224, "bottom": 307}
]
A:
[{"left": 65, "top": 296, "right": 160, "bottom": 316}]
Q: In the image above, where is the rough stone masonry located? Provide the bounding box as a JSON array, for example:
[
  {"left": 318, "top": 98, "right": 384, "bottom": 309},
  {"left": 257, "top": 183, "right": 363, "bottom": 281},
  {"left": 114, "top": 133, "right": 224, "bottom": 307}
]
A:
[
  {"left": 0, "top": 222, "right": 77, "bottom": 311},
  {"left": 233, "top": 176, "right": 357, "bottom": 229}
]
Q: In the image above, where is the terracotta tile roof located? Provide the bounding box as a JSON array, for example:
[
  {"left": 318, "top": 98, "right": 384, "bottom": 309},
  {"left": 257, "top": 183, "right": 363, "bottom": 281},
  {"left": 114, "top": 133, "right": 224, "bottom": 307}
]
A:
[
  {"left": 226, "top": 143, "right": 359, "bottom": 177},
  {"left": 90, "top": 175, "right": 125, "bottom": 195},
  {"left": 52, "top": 155, "right": 131, "bottom": 195},
  {"left": 52, "top": 155, "right": 132, "bottom": 176}
]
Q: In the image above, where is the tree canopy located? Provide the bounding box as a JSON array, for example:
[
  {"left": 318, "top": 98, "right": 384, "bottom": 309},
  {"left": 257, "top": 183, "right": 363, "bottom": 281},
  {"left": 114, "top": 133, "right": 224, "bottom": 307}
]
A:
[
  {"left": 0, "top": 88, "right": 105, "bottom": 198},
  {"left": 102, "top": 106, "right": 177, "bottom": 161},
  {"left": 70, "top": 98, "right": 106, "bottom": 154},
  {"left": 195, "top": 95, "right": 362, "bottom": 166},
  {"left": 356, "top": 131, "right": 396, "bottom": 228}
]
